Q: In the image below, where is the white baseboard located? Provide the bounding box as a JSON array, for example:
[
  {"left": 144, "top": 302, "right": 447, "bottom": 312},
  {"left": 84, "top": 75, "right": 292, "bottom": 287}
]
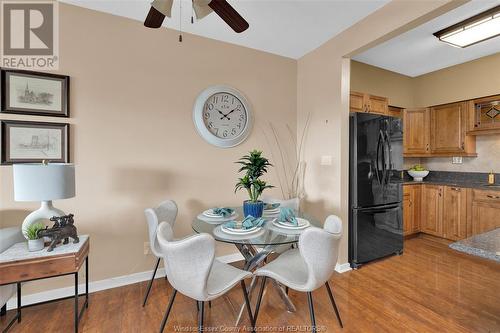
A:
[
  {"left": 335, "top": 262, "right": 352, "bottom": 273},
  {"left": 5, "top": 254, "right": 350, "bottom": 310}
]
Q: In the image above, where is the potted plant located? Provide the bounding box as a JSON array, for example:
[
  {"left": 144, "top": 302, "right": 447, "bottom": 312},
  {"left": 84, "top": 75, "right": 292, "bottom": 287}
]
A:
[
  {"left": 26, "top": 223, "right": 45, "bottom": 252},
  {"left": 235, "top": 150, "right": 273, "bottom": 218}
]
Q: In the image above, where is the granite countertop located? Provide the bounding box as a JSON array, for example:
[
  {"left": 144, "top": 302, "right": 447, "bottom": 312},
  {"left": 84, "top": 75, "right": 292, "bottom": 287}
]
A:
[
  {"left": 402, "top": 171, "right": 500, "bottom": 191},
  {"left": 403, "top": 180, "right": 500, "bottom": 191},
  {"left": 449, "top": 229, "right": 500, "bottom": 262}
]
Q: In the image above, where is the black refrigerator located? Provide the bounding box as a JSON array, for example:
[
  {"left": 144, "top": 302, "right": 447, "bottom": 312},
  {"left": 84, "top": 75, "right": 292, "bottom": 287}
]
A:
[{"left": 349, "top": 112, "right": 404, "bottom": 269}]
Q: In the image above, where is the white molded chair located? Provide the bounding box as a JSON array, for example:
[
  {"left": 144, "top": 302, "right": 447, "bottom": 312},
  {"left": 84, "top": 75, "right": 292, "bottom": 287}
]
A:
[
  {"left": 0, "top": 227, "right": 24, "bottom": 331},
  {"left": 156, "top": 222, "right": 255, "bottom": 333},
  {"left": 143, "top": 200, "right": 178, "bottom": 307},
  {"left": 254, "top": 215, "right": 344, "bottom": 332}
]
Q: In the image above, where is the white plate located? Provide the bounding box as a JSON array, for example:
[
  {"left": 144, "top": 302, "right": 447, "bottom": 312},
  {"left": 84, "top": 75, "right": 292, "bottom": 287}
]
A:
[
  {"left": 197, "top": 213, "right": 238, "bottom": 224},
  {"left": 273, "top": 218, "right": 310, "bottom": 230},
  {"left": 223, "top": 225, "right": 258, "bottom": 233},
  {"left": 203, "top": 209, "right": 235, "bottom": 218},
  {"left": 220, "top": 226, "right": 262, "bottom": 236}
]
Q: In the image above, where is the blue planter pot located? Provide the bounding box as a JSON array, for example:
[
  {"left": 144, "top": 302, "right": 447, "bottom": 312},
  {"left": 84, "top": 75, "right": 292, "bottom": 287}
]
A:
[{"left": 243, "top": 200, "right": 264, "bottom": 218}]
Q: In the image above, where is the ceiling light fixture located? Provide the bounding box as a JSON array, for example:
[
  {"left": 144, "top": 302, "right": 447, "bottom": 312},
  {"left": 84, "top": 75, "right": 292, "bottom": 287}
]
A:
[{"left": 433, "top": 5, "right": 500, "bottom": 48}]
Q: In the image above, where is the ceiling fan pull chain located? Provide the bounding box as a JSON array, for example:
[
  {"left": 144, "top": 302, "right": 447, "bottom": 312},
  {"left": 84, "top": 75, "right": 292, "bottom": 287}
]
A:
[
  {"left": 191, "top": 0, "right": 194, "bottom": 24},
  {"left": 179, "top": 0, "right": 183, "bottom": 42}
]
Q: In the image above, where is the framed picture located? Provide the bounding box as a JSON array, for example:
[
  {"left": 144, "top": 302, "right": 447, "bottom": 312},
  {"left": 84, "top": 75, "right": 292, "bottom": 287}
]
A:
[
  {"left": 0, "top": 68, "right": 69, "bottom": 117},
  {"left": 1, "top": 120, "right": 69, "bottom": 164}
]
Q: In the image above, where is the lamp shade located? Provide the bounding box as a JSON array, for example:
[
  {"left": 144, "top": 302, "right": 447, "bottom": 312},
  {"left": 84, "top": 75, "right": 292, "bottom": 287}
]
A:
[{"left": 13, "top": 163, "right": 75, "bottom": 202}]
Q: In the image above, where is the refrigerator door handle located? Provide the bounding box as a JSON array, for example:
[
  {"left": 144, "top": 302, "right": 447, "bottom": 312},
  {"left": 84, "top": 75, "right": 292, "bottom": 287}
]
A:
[
  {"left": 375, "top": 130, "right": 382, "bottom": 185},
  {"left": 385, "top": 130, "right": 392, "bottom": 184},
  {"left": 355, "top": 203, "right": 401, "bottom": 212},
  {"left": 378, "top": 130, "right": 387, "bottom": 186}
]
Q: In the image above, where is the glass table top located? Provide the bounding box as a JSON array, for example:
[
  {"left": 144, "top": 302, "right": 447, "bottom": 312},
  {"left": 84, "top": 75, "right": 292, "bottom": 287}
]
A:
[{"left": 192, "top": 207, "right": 322, "bottom": 246}]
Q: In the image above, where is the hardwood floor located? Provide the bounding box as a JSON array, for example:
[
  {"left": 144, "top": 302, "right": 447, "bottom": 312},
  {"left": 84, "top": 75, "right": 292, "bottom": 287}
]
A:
[{"left": 2, "top": 236, "right": 499, "bottom": 332}]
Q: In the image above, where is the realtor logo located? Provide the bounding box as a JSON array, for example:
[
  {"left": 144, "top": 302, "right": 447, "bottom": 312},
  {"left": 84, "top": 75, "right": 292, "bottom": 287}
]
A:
[{"left": 1, "top": 0, "right": 59, "bottom": 69}]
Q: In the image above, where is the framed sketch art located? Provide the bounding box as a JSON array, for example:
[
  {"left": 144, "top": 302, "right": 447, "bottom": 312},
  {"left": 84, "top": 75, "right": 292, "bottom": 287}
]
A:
[
  {"left": 0, "top": 69, "right": 69, "bottom": 117},
  {"left": 1, "top": 120, "right": 69, "bottom": 164}
]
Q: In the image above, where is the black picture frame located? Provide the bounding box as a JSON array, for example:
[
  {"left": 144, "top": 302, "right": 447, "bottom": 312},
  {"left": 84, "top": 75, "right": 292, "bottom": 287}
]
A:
[
  {"left": 0, "top": 68, "right": 70, "bottom": 117},
  {"left": 1, "top": 120, "right": 70, "bottom": 165}
]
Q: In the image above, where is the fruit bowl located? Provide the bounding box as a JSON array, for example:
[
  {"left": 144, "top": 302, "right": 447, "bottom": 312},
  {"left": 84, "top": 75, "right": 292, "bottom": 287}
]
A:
[{"left": 408, "top": 170, "right": 429, "bottom": 182}]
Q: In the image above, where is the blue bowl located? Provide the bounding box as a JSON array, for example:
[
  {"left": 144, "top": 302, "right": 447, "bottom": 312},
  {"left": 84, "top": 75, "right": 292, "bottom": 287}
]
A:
[{"left": 243, "top": 200, "right": 264, "bottom": 218}]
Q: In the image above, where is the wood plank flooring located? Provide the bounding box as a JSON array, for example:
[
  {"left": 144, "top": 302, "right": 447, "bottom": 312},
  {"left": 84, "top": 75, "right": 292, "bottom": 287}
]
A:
[{"left": 1, "top": 236, "right": 499, "bottom": 332}]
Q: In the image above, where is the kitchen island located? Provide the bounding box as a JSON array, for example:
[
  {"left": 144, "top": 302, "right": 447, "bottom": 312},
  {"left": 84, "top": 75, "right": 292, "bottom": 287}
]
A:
[{"left": 449, "top": 228, "right": 500, "bottom": 262}]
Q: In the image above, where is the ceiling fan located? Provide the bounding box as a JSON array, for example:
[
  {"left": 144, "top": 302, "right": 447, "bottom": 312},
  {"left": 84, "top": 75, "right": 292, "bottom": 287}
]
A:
[{"left": 144, "top": 0, "right": 249, "bottom": 33}]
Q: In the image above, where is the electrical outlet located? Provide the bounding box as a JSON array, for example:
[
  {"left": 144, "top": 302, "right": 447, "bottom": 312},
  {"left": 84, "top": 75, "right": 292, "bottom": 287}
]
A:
[
  {"left": 452, "top": 157, "right": 463, "bottom": 164},
  {"left": 144, "top": 242, "right": 150, "bottom": 255}
]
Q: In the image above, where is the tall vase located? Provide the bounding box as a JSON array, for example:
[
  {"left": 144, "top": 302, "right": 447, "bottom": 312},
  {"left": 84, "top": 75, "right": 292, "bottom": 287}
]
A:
[{"left": 243, "top": 200, "right": 264, "bottom": 218}]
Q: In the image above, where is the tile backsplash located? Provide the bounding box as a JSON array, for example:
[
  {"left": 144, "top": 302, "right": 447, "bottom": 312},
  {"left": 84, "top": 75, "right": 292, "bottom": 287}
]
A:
[{"left": 404, "top": 135, "right": 500, "bottom": 173}]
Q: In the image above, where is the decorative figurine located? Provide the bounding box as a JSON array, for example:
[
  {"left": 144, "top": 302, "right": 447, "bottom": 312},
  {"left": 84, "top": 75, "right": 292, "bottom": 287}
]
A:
[{"left": 37, "top": 214, "right": 79, "bottom": 252}]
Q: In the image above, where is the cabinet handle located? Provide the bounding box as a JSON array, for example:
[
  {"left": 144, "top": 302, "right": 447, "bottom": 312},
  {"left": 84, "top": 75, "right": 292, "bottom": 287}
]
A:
[
  {"left": 487, "top": 194, "right": 500, "bottom": 199},
  {"left": 426, "top": 144, "right": 429, "bottom": 151},
  {"left": 461, "top": 142, "right": 465, "bottom": 150},
  {"left": 409, "top": 201, "right": 412, "bottom": 207}
]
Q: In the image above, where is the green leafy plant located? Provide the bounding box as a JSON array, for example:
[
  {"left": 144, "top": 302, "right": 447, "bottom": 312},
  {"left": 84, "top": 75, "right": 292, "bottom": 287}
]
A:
[
  {"left": 26, "top": 223, "right": 44, "bottom": 240},
  {"left": 235, "top": 150, "right": 274, "bottom": 202}
]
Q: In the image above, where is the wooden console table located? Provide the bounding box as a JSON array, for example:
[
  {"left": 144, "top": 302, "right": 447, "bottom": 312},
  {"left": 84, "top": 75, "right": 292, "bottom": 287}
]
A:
[{"left": 0, "top": 236, "right": 89, "bottom": 333}]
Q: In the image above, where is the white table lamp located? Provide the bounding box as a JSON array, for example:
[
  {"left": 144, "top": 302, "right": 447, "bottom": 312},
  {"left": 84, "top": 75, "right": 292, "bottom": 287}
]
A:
[{"left": 13, "top": 163, "right": 75, "bottom": 239}]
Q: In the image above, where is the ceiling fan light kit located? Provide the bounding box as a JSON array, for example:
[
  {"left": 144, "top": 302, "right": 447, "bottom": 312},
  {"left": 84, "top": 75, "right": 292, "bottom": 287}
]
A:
[
  {"left": 144, "top": 0, "right": 249, "bottom": 33},
  {"left": 434, "top": 5, "right": 500, "bottom": 48}
]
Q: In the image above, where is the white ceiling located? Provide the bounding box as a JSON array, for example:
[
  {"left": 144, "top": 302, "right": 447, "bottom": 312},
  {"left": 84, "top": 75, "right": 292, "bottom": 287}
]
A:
[
  {"left": 61, "top": 0, "right": 389, "bottom": 59},
  {"left": 353, "top": 0, "right": 500, "bottom": 77}
]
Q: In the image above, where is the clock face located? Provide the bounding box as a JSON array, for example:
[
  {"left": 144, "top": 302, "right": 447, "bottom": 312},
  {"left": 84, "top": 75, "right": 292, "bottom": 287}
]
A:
[{"left": 202, "top": 92, "right": 247, "bottom": 140}]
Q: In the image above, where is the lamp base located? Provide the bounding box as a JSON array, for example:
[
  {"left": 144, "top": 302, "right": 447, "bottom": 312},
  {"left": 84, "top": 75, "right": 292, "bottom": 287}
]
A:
[{"left": 22, "top": 201, "right": 65, "bottom": 239}]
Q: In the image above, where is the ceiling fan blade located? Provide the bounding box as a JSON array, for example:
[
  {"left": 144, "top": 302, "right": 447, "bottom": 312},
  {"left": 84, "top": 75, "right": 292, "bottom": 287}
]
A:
[
  {"left": 144, "top": 0, "right": 173, "bottom": 28},
  {"left": 208, "top": 0, "right": 249, "bottom": 33},
  {"left": 193, "top": 0, "right": 213, "bottom": 20}
]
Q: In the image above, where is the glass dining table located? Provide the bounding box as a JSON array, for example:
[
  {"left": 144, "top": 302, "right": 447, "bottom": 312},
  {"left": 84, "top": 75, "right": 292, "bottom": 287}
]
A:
[{"left": 192, "top": 206, "right": 322, "bottom": 325}]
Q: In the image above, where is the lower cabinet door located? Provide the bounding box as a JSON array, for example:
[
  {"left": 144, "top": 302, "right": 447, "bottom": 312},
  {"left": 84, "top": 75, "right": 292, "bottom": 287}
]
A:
[
  {"left": 403, "top": 193, "right": 413, "bottom": 236},
  {"left": 472, "top": 201, "right": 500, "bottom": 235},
  {"left": 443, "top": 186, "right": 467, "bottom": 240},
  {"left": 421, "top": 185, "right": 443, "bottom": 237}
]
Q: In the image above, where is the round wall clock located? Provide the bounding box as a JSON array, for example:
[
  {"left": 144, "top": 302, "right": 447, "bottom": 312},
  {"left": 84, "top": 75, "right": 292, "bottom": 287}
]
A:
[{"left": 193, "top": 85, "right": 253, "bottom": 148}]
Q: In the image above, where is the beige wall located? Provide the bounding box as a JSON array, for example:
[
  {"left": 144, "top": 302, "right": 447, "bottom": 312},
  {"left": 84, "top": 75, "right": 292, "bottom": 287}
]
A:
[
  {"left": 350, "top": 60, "right": 414, "bottom": 108},
  {"left": 351, "top": 53, "right": 500, "bottom": 173},
  {"left": 297, "top": 0, "right": 461, "bottom": 265},
  {"left": 413, "top": 52, "right": 500, "bottom": 107},
  {"left": 0, "top": 4, "right": 297, "bottom": 294}
]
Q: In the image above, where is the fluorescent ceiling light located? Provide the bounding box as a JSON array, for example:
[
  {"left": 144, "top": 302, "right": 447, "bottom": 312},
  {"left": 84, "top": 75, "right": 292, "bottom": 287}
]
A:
[{"left": 434, "top": 5, "right": 500, "bottom": 48}]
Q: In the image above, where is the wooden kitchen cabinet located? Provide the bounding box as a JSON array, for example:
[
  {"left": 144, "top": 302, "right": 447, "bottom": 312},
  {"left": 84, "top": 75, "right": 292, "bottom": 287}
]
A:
[
  {"left": 421, "top": 185, "right": 444, "bottom": 237},
  {"left": 350, "top": 91, "right": 388, "bottom": 115},
  {"left": 470, "top": 189, "right": 500, "bottom": 235},
  {"left": 388, "top": 106, "right": 403, "bottom": 118},
  {"left": 442, "top": 186, "right": 467, "bottom": 240},
  {"left": 467, "top": 94, "right": 500, "bottom": 135},
  {"left": 430, "top": 102, "right": 476, "bottom": 156},
  {"left": 403, "top": 108, "right": 430, "bottom": 156},
  {"left": 403, "top": 185, "right": 421, "bottom": 236},
  {"left": 350, "top": 91, "right": 365, "bottom": 113}
]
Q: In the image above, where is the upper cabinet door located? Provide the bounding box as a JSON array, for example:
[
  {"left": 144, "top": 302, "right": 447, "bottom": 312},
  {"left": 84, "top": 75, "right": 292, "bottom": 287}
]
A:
[
  {"left": 430, "top": 102, "right": 467, "bottom": 154},
  {"left": 350, "top": 92, "right": 366, "bottom": 113},
  {"left": 469, "top": 94, "right": 500, "bottom": 135},
  {"left": 367, "top": 95, "right": 388, "bottom": 115},
  {"left": 403, "top": 108, "right": 430, "bottom": 155}
]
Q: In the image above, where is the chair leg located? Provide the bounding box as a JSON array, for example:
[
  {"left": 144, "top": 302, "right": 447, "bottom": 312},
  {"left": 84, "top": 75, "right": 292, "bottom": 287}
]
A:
[
  {"left": 198, "top": 301, "right": 205, "bottom": 333},
  {"left": 285, "top": 286, "right": 289, "bottom": 295},
  {"left": 159, "top": 289, "right": 177, "bottom": 333},
  {"left": 0, "top": 304, "right": 6, "bottom": 317},
  {"left": 307, "top": 292, "right": 316, "bottom": 333},
  {"left": 143, "top": 258, "right": 161, "bottom": 307},
  {"left": 241, "top": 280, "right": 255, "bottom": 332},
  {"left": 325, "top": 282, "right": 343, "bottom": 328},
  {"left": 253, "top": 277, "right": 267, "bottom": 326},
  {"left": 209, "top": 301, "right": 212, "bottom": 308}
]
